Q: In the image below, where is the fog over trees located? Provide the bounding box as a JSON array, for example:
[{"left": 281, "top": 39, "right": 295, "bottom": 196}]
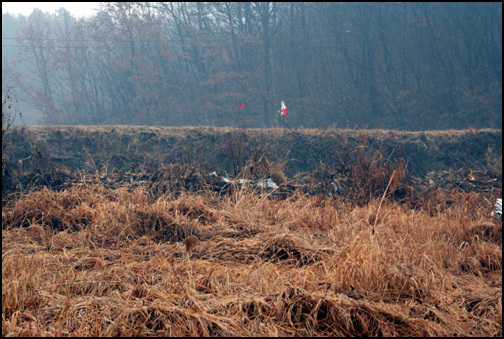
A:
[{"left": 2, "top": 2, "right": 502, "bottom": 130}]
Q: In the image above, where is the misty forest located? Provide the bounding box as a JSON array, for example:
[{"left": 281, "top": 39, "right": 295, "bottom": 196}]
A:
[{"left": 2, "top": 2, "right": 502, "bottom": 130}]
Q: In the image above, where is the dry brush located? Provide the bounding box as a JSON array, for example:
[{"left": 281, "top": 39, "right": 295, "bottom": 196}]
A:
[{"left": 2, "top": 178, "right": 501, "bottom": 336}]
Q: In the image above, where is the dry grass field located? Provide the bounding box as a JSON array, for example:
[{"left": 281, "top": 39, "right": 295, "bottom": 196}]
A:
[
  {"left": 2, "top": 126, "right": 502, "bottom": 336},
  {"left": 2, "top": 182, "right": 502, "bottom": 336}
]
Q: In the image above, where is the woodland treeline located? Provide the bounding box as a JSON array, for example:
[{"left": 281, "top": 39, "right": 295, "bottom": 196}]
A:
[{"left": 2, "top": 2, "right": 502, "bottom": 130}]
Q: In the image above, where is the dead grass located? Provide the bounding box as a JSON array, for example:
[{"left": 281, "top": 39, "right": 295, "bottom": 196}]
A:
[{"left": 2, "top": 179, "right": 501, "bottom": 336}]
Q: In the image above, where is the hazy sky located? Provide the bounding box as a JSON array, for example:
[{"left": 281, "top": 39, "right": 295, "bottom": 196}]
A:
[{"left": 2, "top": 2, "right": 100, "bottom": 18}]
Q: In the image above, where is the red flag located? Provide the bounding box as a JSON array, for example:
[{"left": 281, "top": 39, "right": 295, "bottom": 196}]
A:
[
  {"left": 281, "top": 101, "right": 287, "bottom": 116},
  {"left": 239, "top": 103, "right": 245, "bottom": 109}
]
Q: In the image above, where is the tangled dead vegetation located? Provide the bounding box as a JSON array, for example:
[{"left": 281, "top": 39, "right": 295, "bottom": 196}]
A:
[
  {"left": 2, "top": 126, "right": 502, "bottom": 204},
  {"left": 2, "top": 179, "right": 502, "bottom": 336}
]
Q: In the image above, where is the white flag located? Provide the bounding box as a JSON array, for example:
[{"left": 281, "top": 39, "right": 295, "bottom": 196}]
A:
[{"left": 280, "top": 101, "right": 287, "bottom": 116}]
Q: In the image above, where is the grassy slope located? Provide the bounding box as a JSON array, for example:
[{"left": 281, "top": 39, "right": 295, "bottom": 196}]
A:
[{"left": 3, "top": 126, "right": 502, "bottom": 178}]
